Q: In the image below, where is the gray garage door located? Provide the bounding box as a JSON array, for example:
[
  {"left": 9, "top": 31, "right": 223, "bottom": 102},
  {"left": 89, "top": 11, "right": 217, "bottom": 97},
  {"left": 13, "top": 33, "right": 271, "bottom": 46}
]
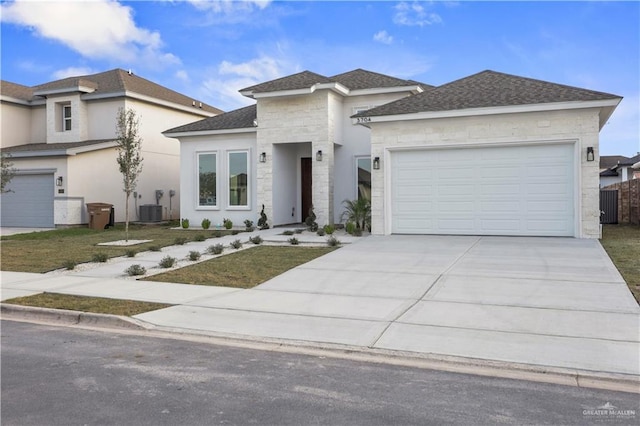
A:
[
  {"left": 1, "top": 173, "right": 55, "bottom": 227},
  {"left": 390, "top": 143, "right": 575, "bottom": 236}
]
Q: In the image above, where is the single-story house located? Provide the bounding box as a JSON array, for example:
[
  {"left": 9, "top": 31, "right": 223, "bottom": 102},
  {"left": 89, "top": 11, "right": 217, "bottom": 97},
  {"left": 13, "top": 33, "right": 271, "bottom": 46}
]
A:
[
  {"left": 1, "top": 69, "right": 221, "bottom": 227},
  {"left": 165, "top": 69, "right": 621, "bottom": 238},
  {"left": 599, "top": 154, "right": 640, "bottom": 187}
]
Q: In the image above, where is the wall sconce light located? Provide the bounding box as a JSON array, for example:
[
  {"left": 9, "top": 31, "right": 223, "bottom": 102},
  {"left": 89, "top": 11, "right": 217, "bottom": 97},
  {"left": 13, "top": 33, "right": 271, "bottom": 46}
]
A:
[
  {"left": 259, "top": 152, "right": 266, "bottom": 163},
  {"left": 56, "top": 176, "right": 63, "bottom": 186},
  {"left": 373, "top": 157, "right": 380, "bottom": 170},
  {"left": 586, "top": 147, "right": 594, "bottom": 162},
  {"left": 316, "top": 150, "right": 323, "bottom": 161}
]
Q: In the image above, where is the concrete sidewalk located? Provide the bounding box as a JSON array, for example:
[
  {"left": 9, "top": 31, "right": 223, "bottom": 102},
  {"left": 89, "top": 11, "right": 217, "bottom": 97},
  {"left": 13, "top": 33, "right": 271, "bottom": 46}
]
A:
[{"left": 2, "top": 232, "right": 639, "bottom": 381}]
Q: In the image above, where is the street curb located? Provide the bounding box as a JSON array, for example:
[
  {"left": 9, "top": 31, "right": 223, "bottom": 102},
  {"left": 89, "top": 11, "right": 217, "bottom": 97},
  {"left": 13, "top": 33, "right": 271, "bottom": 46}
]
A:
[
  {"left": 2, "top": 303, "right": 638, "bottom": 394},
  {"left": 0, "top": 303, "right": 153, "bottom": 331}
]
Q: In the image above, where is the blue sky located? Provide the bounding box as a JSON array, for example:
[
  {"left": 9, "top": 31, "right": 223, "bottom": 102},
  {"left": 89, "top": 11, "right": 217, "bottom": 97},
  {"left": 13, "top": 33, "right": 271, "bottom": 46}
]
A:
[{"left": 1, "top": 0, "right": 638, "bottom": 156}]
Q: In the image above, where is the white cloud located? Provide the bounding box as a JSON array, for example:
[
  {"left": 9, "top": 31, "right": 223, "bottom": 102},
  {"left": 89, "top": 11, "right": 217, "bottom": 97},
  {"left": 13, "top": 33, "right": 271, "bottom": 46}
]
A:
[
  {"left": 373, "top": 30, "right": 393, "bottom": 45},
  {"left": 198, "top": 55, "right": 296, "bottom": 111},
  {"left": 175, "top": 70, "right": 190, "bottom": 83},
  {"left": 0, "top": 0, "right": 178, "bottom": 67},
  {"left": 393, "top": 1, "right": 442, "bottom": 27},
  {"left": 52, "top": 66, "right": 97, "bottom": 80},
  {"left": 187, "top": 0, "right": 271, "bottom": 13}
]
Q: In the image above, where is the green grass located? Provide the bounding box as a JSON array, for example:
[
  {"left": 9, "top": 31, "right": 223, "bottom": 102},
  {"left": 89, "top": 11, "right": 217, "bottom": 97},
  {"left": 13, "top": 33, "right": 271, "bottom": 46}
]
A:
[
  {"left": 145, "top": 246, "right": 336, "bottom": 288},
  {"left": 601, "top": 224, "right": 640, "bottom": 304},
  {"left": 3, "top": 293, "right": 171, "bottom": 316},
  {"left": 0, "top": 224, "right": 239, "bottom": 273}
]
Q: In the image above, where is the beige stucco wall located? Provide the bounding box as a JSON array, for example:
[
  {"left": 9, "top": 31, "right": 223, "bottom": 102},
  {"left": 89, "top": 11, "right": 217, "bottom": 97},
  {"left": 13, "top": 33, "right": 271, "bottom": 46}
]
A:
[
  {"left": 369, "top": 108, "right": 602, "bottom": 238},
  {"left": 1, "top": 102, "right": 33, "bottom": 147}
]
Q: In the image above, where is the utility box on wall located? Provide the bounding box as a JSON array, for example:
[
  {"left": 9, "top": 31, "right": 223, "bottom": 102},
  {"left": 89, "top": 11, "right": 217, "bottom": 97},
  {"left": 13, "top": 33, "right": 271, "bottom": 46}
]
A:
[{"left": 140, "top": 204, "right": 162, "bottom": 222}]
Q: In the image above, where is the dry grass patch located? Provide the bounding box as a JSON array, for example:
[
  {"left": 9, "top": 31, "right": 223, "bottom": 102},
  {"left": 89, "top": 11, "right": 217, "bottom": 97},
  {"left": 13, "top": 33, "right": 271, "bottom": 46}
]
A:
[
  {"left": 0, "top": 224, "right": 238, "bottom": 273},
  {"left": 4, "top": 293, "right": 171, "bottom": 316},
  {"left": 601, "top": 224, "right": 640, "bottom": 304},
  {"left": 145, "top": 246, "right": 336, "bottom": 288}
]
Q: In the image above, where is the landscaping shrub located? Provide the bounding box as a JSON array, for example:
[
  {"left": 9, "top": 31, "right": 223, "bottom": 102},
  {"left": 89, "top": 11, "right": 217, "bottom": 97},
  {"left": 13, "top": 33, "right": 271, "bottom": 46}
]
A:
[
  {"left": 188, "top": 250, "right": 201, "bottom": 261},
  {"left": 194, "top": 234, "right": 206, "bottom": 242},
  {"left": 125, "top": 249, "right": 136, "bottom": 258},
  {"left": 230, "top": 239, "right": 242, "bottom": 249},
  {"left": 208, "top": 244, "right": 224, "bottom": 255},
  {"left": 249, "top": 235, "right": 263, "bottom": 245},
  {"left": 345, "top": 222, "right": 356, "bottom": 235},
  {"left": 288, "top": 237, "right": 299, "bottom": 245},
  {"left": 231, "top": 230, "right": 239, "bottom": 235},
  {"left": 341, "top": 197, "right": 371, "bottom": 231},
  {"left": 125, "top": 264, "right": 146, "bottom": 276},
  {"left": 201, "top": 218, "right": 211, "bottom": 230},
  {"left": 223, "top": 218, "right": 233, "bottom": 229},
  {"left": 317, "top": 228, "right": 325, "bottom": 236},
  {"left": 213, "top": 230, "right": 222, "bottom": 238},
  {"left": 305, "top": 206, "right": 318, "bottom": 231},
  {"left": 327, "top": 236, "right": 341, "bottom": 247},
  {"left": 148, "top": 245, "right": 161, "bottom": 252},
  {"left": 181, "top": 218, "right": 190, "bottom": 229},
  {"left": 159, "top": 256, "right": 177, "bottom": 268},
  {"left": 174, "top": 237, "right": 187, "bottom": 245},
  {"left": 352, "top": 227, "right": 363, "bottom": 237},
  {"left": 92, "top": 253, "right": 108, "bottom": 263},
  {"left": 323, "top": 224, "right": 335, "bottom": 235},
  {"left": 244, "top": 219, "right": 255, "bottom": 231},
  {"left": 63, "top": 260, "right": 76, "bottom": 270},
  {"left": 282, "top": 230, "right": 294, "bottom": 236}
]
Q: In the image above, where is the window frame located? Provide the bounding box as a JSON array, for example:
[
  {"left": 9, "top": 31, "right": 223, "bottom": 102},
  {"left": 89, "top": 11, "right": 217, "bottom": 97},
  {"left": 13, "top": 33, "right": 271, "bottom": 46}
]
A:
[
  {"left": 226, "top": 150, "right": 250, "bottom": 210},
  {"left": 62, "top": 104, "right": 72, "bottom": 132},
  {"left": 196, "top": 151, "right": 219, "bottom": 210},
  {"left": 355, "top": 156, "right": 372, "bottom": 201}
]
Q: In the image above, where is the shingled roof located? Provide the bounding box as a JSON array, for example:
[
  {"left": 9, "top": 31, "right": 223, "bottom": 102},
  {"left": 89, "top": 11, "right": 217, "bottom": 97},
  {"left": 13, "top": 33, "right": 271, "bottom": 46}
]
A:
[
  {"left": 357, "top": 70, "right": 621, "bottom": 117},
  {"left": 240, "top": 68, "right": 427, "bottom": 96},
  {"left": 330, "top": 69, "right": 432, "bottom": 91},
  {"left": 1, "top": 139, "right": 116, "bottom": 155},
  {"left": 1, "top": 81, "right": 35, "bottom": 101},
  {"left": 2, "top": 69, "right": 222, "bottom": 114},
  {"left": 164, "top": 104, "right": 257, "bottom": 134}
]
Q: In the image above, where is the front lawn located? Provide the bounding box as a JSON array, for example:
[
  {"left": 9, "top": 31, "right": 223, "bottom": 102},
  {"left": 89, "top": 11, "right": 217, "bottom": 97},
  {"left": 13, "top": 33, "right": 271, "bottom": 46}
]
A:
[
  {"left": 144, "top": 246, "right": 336, "bottom": 288},
  {"left": 600, "top": 224, "right": 640, "bottom": 303},
  {"left": 0, "top": 224, "right": 237, "bottom": 273},
  {"left": 3, "top": 293, "right": 171, "bottom": 316}
]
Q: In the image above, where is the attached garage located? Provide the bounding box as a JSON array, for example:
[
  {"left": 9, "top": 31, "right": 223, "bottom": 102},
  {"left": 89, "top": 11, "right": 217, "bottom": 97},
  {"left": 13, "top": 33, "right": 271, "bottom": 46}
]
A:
[
  {"left": 390, "top": 143, "right": 576, "bottom": 237},
  {"left": 1, "top": 172, "right": 55, "bottom": 227}
]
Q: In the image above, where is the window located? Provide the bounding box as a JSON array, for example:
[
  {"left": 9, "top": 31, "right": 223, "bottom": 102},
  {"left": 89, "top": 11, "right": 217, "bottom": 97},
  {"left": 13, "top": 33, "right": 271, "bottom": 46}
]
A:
[
  {"left": 228, "top": 151, "right": 248, "bottom": 207},
  {"left": 63, "top": 105, "right": 72, "bottom": 131},
  {"left": 198, "top": 153, "right": 217, "bottom": 207},
  {"left": 356, "top": 157, "right": 371, "bottom": 200}
]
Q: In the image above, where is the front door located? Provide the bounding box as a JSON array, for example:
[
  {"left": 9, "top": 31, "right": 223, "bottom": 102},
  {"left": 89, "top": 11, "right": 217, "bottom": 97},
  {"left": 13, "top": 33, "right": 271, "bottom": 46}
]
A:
[{"left": 301, "top": 157, "right": 312, "bottom": 222}]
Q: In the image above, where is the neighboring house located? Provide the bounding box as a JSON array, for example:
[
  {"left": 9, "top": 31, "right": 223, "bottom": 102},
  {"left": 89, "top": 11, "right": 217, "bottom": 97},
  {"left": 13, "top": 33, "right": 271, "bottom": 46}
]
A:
[
  {"left": 165, "top": 69, "right": 621, "bottom": 239},
  {"left": 1, "top": 69, "right": 221, "bottom": 228},
  {"left": 599, "top": 154, "right": 640, "bottom": 187}
]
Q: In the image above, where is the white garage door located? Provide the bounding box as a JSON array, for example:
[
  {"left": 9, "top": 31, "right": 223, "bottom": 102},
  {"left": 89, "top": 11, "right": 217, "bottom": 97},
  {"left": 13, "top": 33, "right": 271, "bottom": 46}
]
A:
[
  {"left": 1, "top": 173, "right": 55, "bottom": 227},
  {"left": 391, "top": 144, "right": 575, "bottom": 236}
]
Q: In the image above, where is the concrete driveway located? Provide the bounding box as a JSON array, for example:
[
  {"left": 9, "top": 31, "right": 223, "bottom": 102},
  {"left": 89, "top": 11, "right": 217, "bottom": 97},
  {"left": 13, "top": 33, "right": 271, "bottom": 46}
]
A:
[
  {"left": 135, "top": 235, "right": 640, "bottom": 376},
  {"left": 2, "top": 232, "right": 638, "bottom": 377}
]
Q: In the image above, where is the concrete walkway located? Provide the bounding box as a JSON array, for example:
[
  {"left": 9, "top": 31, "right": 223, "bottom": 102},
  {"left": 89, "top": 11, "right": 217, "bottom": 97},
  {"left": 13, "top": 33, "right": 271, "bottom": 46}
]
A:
[{"left": 2, "top": 230, "right": 639, "bottom": 379}]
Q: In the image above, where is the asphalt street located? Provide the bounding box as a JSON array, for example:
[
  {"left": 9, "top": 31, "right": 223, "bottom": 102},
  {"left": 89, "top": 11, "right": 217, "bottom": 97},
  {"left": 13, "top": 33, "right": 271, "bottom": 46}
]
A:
[{"left": 2, "top": 320, "right": 638, "bottom": 426}]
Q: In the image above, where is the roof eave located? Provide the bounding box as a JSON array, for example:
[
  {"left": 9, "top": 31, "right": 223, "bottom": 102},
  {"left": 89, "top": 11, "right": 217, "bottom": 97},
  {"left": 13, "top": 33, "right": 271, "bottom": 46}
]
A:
[
  {"left": 164, "top": 127, "right": 257, "bottom": 138},
  {"left": 82, "top": 91, "right": 218, "bottom": 117},
  {"left": 241, "top": 82, "right": 349, "bottom": 99},
  {"left": 33, "top": 85, "right": 96, "bottom": 97},
  {"left": 6, "top": 141, "right": 118, "bottom": 158},
  {"left": 348, "top": 85, "right": 424, "bottom": 97},
  {"left": 358, "top": 98, "right": 623, "bottom": 125}
]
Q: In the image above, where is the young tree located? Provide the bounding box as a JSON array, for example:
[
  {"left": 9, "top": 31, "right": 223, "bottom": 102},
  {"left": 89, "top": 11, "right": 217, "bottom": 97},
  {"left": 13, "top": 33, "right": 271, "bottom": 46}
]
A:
[
  {"left": 1, "top": 152, "right": 16, "bottom": 194},
  {"left": 115, "top": 108, "right": 144, "bottom": 241}
]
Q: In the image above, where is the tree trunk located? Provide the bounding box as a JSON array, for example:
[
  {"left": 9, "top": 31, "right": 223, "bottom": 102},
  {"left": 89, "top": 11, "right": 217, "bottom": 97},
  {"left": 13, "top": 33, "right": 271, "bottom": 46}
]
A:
[{"left": 125, "top": 192, "right": 130, "bottom": 242}]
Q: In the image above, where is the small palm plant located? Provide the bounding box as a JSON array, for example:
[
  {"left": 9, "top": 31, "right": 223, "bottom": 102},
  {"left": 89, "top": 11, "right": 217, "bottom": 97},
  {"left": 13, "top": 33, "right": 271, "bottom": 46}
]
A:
[{"left": 341, "top": 197, "right": 371, "bottom": 231}]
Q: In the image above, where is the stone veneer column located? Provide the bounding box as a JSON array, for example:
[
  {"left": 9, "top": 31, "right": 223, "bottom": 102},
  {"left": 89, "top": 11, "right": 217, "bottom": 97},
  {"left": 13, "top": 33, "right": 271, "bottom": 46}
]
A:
[{"left": 312, "top": 141, "right": 334, "bottom": 226}]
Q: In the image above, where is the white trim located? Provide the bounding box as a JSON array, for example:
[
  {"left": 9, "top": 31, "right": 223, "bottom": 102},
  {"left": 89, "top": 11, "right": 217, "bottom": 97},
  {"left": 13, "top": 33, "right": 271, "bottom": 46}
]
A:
[
  {"left": 358, "top": 99, "right": 622, "bottom": 125},
  {"left": 82, "top": 91, "right": 216, "bottom": 117},
  {"left": 33, "top": 85, "right": 96, "bottom": 96},
  {"left": 195, "top": 151, "right": 219, "bottom": 210},
  {"left": 349, "top": 85, "right": 423, "bottom": 96},
  {"left": 242, "top": 83, "right": 422, "bottom": 99}
]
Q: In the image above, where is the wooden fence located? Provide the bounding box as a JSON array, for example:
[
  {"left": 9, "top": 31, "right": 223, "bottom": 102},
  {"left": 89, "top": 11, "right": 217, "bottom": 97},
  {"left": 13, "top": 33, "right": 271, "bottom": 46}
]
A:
[{"left": 602, "top": 179, "right": 640, "bottom": 225}]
